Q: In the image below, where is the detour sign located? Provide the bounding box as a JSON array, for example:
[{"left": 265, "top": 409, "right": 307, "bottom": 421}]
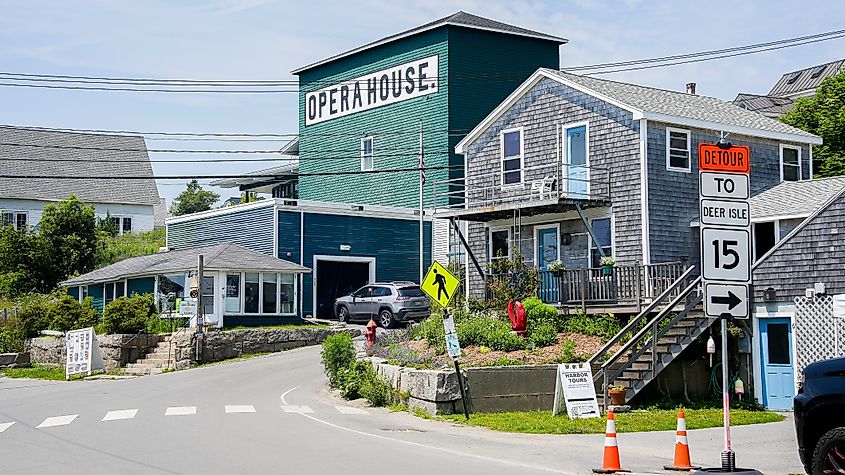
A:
[{"left": 698, "top": 143, "right": 750, "bottom": 174}]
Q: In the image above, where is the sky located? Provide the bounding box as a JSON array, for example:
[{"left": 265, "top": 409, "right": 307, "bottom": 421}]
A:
[{"left": 1, "top": 0, "right": 843, "bottom": 207}]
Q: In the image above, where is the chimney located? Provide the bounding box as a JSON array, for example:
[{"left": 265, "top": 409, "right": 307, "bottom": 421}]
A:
[{"left": 686, "top": 82, "right": 696, "bottom": 94}]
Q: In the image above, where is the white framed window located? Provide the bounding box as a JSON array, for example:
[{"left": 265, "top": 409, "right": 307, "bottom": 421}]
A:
[
  {"left": 780, "top": 144, "right": 802, "bottom": 182},
  {"left": 361, "top": 137, "right": 373, "bottom": 171},
  {"left": 1, "top": 210, "right": 28, "bottom": 230},
  {"left": 589, "top": 216, "right": 614, "bottom": 268},
  {"left": 563, "top": 121, "right": 590, "bottom": 196},
  {"left": 105, "top": 215, "right": 133, "bottom": 235},
  {"left": 224, "top": 271, "right": 297, "bottom": 315},
  {"left": 500, "top": 128, "right": 523, "bottom": 187},
  {"left": 666, "top": 127, "right": 691, "bottom": 172},
  {"left": 489, "top": 228, "right": 511, "bottom": 261}
]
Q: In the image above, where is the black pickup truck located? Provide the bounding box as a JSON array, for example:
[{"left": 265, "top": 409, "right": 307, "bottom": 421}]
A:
[{"left": 794, "top": 356, "right": 845, "bottom": 474}]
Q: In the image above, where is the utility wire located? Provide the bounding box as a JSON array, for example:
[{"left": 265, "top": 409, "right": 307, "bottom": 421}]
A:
[
  {"left": 0, "top": 142, "right": 452, "bottom": 155},
  {"left": 0, "top": 124, "right": 469, "bottom": 137}
]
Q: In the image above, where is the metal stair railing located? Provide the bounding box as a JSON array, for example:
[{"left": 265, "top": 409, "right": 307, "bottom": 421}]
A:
[{"left": 594, "top": 275, "right": 703, "bottom": 408}]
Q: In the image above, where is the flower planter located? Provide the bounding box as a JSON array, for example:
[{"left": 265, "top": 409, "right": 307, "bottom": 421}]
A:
[
  {"left": 608, "top": 388, "right": 627, "bottom": 406},
  {"left": 602, "top": 265, "right": 614, "bottom": 276}
]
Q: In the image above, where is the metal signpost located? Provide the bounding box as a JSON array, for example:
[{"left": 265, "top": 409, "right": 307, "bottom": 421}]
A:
[
  {"left": 420, "top": 261, "right": 469, "bottom": 420},
  {"left": 695, "top": 142, "right": 760, "bottom": 475}
]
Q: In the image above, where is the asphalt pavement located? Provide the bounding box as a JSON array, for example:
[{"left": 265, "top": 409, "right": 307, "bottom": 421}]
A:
[{"left": 0, "top": 343, "right": 804, "bottom": 475}]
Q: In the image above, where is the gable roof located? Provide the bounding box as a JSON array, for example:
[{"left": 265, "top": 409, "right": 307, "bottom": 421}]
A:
[
  {"left": 456, "top": 69, "right": 822, "bottom": 153},
  {"left": 0, "top": 126, "right": 161, "bottom": 206},
  {"left": 731, "top": 93, "right": 795, "bottom": 118},
  {"left": 62, "top": 242, "right": 310, "bottom": 286},
  {"left": 748, "top": 176, "right": 845, "bottom": 221},
  {"left": 292, "top": 11, "right": 567, "bottom": 74},
  {"left": 768, "top": 59, "right": 845, "bottom": 97}
]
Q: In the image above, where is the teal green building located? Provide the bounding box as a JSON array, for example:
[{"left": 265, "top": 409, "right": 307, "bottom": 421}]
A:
[{"left": 292, "top": 11, "right": 567, "bottom": 208}]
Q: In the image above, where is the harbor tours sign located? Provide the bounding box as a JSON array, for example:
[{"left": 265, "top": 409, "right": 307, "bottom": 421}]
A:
[{"left": 552, "top": 363, "right": 600, "bottom": 419}]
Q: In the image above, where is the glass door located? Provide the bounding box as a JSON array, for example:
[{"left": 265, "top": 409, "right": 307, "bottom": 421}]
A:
[{"left": 565, "top": 125, "right": 588, "bottom": 197}]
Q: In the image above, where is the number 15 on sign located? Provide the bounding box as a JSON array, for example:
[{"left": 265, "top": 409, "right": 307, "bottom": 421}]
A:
[{"left": 701, "top": 227, "right": 750, "bottom": 283}]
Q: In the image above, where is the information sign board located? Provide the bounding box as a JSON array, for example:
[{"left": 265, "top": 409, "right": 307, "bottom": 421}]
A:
[
  {"left": 421, "top": 261, "right": 460, "bottom": 308},
  {"left": 701, "top": 227, "right": 751, "bottom": 283},
  {"left": 552, "top": 363, "right": 600, "bottom": 419},
  {"left": 65, "top": 327, "right": 105, "bottom": 379},
  {"left": 700, "top": 172, "right": 749, "bottom": 200},
  {"left": 443, "top": 312, "right": 461, "bottom": 359},
  {"left": 700, "top": 199, "right": 750, "bottom": 227}
]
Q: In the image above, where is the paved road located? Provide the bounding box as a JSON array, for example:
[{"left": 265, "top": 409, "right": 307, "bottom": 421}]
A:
[{"left": 0, "top": 345, "right": 803, "bottom": 474}]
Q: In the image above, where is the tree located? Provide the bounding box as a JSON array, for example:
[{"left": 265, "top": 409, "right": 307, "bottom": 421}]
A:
[
  {"left": 781, "top": 72, "right": 845, "bottom": 178},
  {"left": 170, "top": 179, "right": 220, "bottom": 216},
  {"left": 35, "top": 195, "right": 98, "bottom": 291}
]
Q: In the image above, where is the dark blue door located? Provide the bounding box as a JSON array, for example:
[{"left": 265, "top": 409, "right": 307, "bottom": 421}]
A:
[{"left": 760, "top": 318, "right": 795, "bottom": 410}]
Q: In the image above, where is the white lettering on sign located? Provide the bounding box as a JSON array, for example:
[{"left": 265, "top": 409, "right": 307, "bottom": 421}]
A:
[
  {"left": 305, "top": 55, "right": 439, "bottom": 125},
  {"left": 700, "top": 199, "right": 750, "bottom": 227},
  {"left": 700, "top": 172, "right": 750, "bottom": 200}
]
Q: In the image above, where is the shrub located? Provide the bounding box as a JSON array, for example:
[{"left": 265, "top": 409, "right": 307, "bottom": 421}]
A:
[
  {"left": 486, "top": 248, "right": 540, "bottom": 309},
  {"left": 559, "top": 339, "right": 588, "bottom": 363},
  {"left": 411, "top": 316, "right": 445, "bottom": 353},
  {"left": 524, "top": 296, "right": 561, "bottom": 333},
  {"left": 102, "top": 293, "right": 156, "bottom": 334},
  {"left": 321, "top": 332, "right": 356, "bottom": 388},
  {"left": 562, "top": 313, "right": 621, "bottom": 342},
  {"left": 13, "top": 293, "right": 53, "bottom": 339},
  {"left": 334, "top": 360, "right": 396, "bottom": 406},
  {"left": 457, "top": 315, "right": 526, "bottom": 352},
  {"left": 486, "top": 328, "right": 527, "bottom": 352},
  {"left": 48, "top": 294, "right": 98, "bottom": 332},
  {"left": 529, "top": 320, "right": 558, "bottom": 348}
]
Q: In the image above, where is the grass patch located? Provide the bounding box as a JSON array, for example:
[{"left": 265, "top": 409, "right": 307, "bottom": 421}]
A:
[
  {"left": 0, "top": 364, "right": 67, "bottom": 381},
  {"left": 440, "top": 409, "right": 784, "bottom": 434}
]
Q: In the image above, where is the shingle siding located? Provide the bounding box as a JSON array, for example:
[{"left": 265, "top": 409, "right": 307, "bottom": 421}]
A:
[
  {"left": 646, "top": 122, "right": 811, "bottom": 267},
  {"left": 166, "top": 206, "right": 275, "bottom": 256},
  {"left": 753, "top": 193, "right": 845, "bottom": 301}
]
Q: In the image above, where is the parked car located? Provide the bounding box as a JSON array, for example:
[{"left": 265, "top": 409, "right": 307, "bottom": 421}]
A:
[
  {"left": 794, "top": 356, "right": 845, "bottom": 475},
  {"left": 334, "top": 282, "right": 430, "bottom": 328}
]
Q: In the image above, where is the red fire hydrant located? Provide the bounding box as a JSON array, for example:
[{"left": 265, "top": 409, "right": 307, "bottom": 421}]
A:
[
  {"left": 507, "top": 300, "right": 527, "bottom": 336},
  {"left": 366, "top": 317, "right": 377, "bottom": 348}
]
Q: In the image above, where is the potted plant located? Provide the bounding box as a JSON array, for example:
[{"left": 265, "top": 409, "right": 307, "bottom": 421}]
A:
[
  {"left": 547, "top": 260, "right": 565, "bottom": 276},
  {"left": 608, "top": 385, "right": 627, "bottom": 406},
  {"left": 600, "top": 256, "right": 615, "bottom": 276}
]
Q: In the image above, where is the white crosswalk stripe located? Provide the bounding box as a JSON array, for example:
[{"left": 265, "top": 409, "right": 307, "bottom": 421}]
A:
[
  {"left": 335, "top": 406, "right": 368, "bottom": 415},
  {"left": 225, "top": 405, "right": 256, "bottom": 414},
  {"left": 165, "top": 406, "right": 196, "bottom": 416},
  {"left": 0, "top": 422, "right": 15, "bottom": 433},
  {"left": 37, "top": 415, "right": 78, "bottom": 428},
  {"left": 102, "top": 409, "right": 138, "bottom": 421},
  {"left": 280, "top": 405, "right": 313, "bottom": 413}
]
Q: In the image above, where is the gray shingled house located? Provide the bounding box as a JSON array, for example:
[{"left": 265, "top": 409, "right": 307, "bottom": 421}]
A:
[
  {"left": 0, "top": 126, "right": 161, "bottom": 233},
  {"left": 433, "top": 68, "right": 823, "bottom": 408}
]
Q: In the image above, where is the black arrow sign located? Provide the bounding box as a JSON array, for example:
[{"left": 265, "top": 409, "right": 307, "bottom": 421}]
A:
[{"left": 711, "top": 291, "right": 742, "bottom": 310}]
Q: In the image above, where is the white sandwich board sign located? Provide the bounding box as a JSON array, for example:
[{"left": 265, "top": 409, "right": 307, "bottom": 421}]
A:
[
  {"left": 65, "top": 327, "right": 105, "bottom": 379},
  {"left": 552, "top": 363, "right": 600, "bottom": 419}
]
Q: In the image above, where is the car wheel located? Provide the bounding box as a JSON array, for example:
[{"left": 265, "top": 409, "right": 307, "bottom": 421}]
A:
[
  {"left": 812, "top": 427, "right": 845, "bottom": 475},
  {"left": 337, "top": 306, "right": 349, "bottom": 323},
  {"left": 379, "top": 309, "right": 396, "bottom": 329}
]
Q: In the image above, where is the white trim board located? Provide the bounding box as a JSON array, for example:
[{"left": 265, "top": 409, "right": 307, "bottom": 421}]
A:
[{"left": 639, "top": 118, "right": 651, "bottom": 265}]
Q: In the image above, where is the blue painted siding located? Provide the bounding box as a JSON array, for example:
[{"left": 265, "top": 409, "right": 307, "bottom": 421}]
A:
[
  {"left": 88, "top": 284, "right": 104, "bottom": 312},
  {"left": 301, "top": 213, "right": 432, "bottom": 316},
  {"left": 277, "top": 211, "right": 302, "bottom": 264},
  {"left": 127, "top": 277, "right": 155, "bottom": 296},
  {"left": 166, "top": 205, "right": 275, "bottom": 255}
]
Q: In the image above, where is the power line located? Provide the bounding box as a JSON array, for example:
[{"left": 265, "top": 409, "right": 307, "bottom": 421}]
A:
[
  {"left": 0, "top": 124, "right": 468, "bottom": 137},
  {"left": 0, "top": 142, "right": 452, "bottom": 155},
  {"left": 0, "top": 152, "right": 450, "bottom": 163}
]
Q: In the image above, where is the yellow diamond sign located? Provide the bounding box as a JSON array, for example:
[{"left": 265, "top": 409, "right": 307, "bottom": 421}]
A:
[{"left": 421, "top": 261, "right": 460, "bottom": 308}]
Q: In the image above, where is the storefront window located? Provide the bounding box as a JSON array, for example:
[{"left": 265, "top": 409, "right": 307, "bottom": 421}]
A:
[
  {"left": 244, "top": 273, "right": 259, "bottom": 313},
  {"left": 280, "top": 274, "right": 295, "bottom": 314},
  {"left": 225, "top": 274, "right": 240, "bottom": 313},
  {"left": 262, "top": 273, "right": 277, "bottom": 313},
  {"left": 115, "top": 281, "right": 125, "bottom": 298},
  {"left": 104, "top": 283, "right": 114, "bottom": 305},
  {"left": 160, "top": 274, "right": 186, "bottom": 299},
  {"left": 201, "top": 276, "right": 214, "bottom": 315}
]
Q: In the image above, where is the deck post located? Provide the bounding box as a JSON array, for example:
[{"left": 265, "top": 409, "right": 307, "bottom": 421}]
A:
[
  {"left": 580, "top": 269, "right": 587, "bottom": 313},
  {"left": 635, "top": 261, "right": 643, "bottom": 313}
]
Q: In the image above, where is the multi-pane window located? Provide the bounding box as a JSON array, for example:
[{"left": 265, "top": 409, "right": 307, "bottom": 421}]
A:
[
  {"left": 590, "top": 218, "right": 613, "bottom": 268},
  {"left": 1, "top": 211, "right": 28, "bottom": 230},
  {"left": 666, "top": 128, "right": 691, "bottom": 171},
  {"left": 781, "top": 145, "right": 801, "bottom": 182},
  {"left": 361, "top": 137, "right": 373, "bottom": 171},
  {"left": 490, "top": 229, "right": 510, "bottom": 261},
  {"left": 121, "top": 217, "right": 132, "bottom": 234},
  {"left": 501, "top": 129, "right": 522, "bottom": 186},
  {"left": 201, "top": 276, "right": 214, "bottom": 315}
]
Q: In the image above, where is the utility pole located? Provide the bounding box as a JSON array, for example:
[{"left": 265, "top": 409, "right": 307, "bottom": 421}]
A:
[{"left": 419, "top": 120, "right": 424, "bottom": 284}]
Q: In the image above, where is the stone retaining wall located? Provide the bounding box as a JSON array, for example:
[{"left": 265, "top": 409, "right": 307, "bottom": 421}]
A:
[
  {"left": 28, "top": 334, "right": 164, "bottom": 371},
  {"left": 371, "top": 358, "right": 558, "bottom": 415},
  {"left": 0, "top": 352, "right": 30, "bottom": 368}
]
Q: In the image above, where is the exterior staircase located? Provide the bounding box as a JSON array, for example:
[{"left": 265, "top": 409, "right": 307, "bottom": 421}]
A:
[
  {"left": 590, "top": 267, "right": 710, "bottom": 408},
  {"left": 124, "top": 335, "right": 177, "bottom": 375}
]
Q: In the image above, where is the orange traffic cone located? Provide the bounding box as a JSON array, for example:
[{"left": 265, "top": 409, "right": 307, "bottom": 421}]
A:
[
  {"left": 664, "top": 408, "right": 701, "bottom": 471},
  {"left": 593, "top": 409, "right": 629, "bottom": 473}
]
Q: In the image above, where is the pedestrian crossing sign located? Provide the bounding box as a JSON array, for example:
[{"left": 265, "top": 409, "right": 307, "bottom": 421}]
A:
[{"left": 421, "top": 261, "right": 460, "bottom": 308}]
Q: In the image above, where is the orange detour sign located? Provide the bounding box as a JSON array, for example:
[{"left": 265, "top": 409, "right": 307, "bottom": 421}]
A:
[
  {"left": 664, "top": 408, "right": 701, "bottom": 471},
  {"left": 698, "top": 143, "right": 750, "bottom": 174},
  {"left": 593, "top": 409, "right": 629, "bottom": 473}
]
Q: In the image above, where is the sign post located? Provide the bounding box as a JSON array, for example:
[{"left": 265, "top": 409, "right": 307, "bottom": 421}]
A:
[
  {"left": 420, "top": 261, "right": 469, "bottom": 420},
  {"left": 695, "top": 142, "right": 760, "bottom": 475}
]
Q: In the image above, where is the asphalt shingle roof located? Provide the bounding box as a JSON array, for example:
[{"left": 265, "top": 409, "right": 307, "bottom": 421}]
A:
[
  {"left": 62, "top": 243, "right": 310, "bottom": 286},
  {"left": 547, "top": 70, "right": 819, "bottom": 140},
  {"left": 0, "top": 126, "right": 161, "bottom": 206},
  {"left": 732, "top": 93, "right": 795, "bottom": 117},
  {"left": 749, "top": 176, "right": 845, "bottom": 220},
  {"left": 292, "top": 11, "right": 566, "bottom": 74}
]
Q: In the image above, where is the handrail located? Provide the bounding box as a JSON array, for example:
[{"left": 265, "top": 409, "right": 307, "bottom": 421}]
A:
[{"left": 588, "top": 265, "right": 698, "bottom": 365}]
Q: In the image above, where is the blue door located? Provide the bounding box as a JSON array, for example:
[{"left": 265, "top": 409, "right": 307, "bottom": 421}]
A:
[
  {"left": 566, "top": 125, "right": 588, "bottom": 197},
  {"left": 536, "top": 227, "right": 559, "bottom": 302},
  {"left": 760, "top": 318, "right": 795, "bottom": 410}
]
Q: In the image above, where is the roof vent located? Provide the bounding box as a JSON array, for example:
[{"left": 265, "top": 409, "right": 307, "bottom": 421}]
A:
[{"left": 686, "top": 82, "right": 696, "bottom": 94}]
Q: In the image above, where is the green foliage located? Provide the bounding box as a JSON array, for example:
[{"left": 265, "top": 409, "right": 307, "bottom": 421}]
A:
[
  {"left": 96, "top": 228, "right": 165, "bottom": 268},
  {"left": 562, "top": 313, "right": 621, "bottom": 342},
  {"left": 559, "top": 339, "right": 588, "bottom": 363},
  {"left": 101, "top": 293, "right": 156, "bottom": 334},
  {"left": 321, "top": 332, "right": 356, "bottom": 388},
  {"left": 0, "top": 364, "right": 66, "bottom": 381},
  {"left": 457, "top": 315, "right": 526, "bottom": 352},
  {"left": 781, "top": 72, "right": 845, "bottom": 177},
  {"left": 170, "top": 179, "right": 220, "bottom": 216},
  {"left": 528, "top": 320, "right": 558, "bottom": 348},
  {"left": 411, "top": 315, "right": 445, "bottom": 353},
  {"left": 487, "top": 248, "right": 540, "bottom": 310},
  {"left": 95, "top": 212, "right": 119, "bottom": 238},
  {"left": 145, "top": 314, "right": 189, "bottom": 334},
  {"left": 47, "top": 294, "right": 98, "bottom": 332},
  {"left": 37, "top": 196, "right": 98, "bottom": 291},
  {"left": 0, "top": 226, "right": 38, "bottom": 296},
  {"left": 524, "top": 296, "right": 561, "bottom": 331}
]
